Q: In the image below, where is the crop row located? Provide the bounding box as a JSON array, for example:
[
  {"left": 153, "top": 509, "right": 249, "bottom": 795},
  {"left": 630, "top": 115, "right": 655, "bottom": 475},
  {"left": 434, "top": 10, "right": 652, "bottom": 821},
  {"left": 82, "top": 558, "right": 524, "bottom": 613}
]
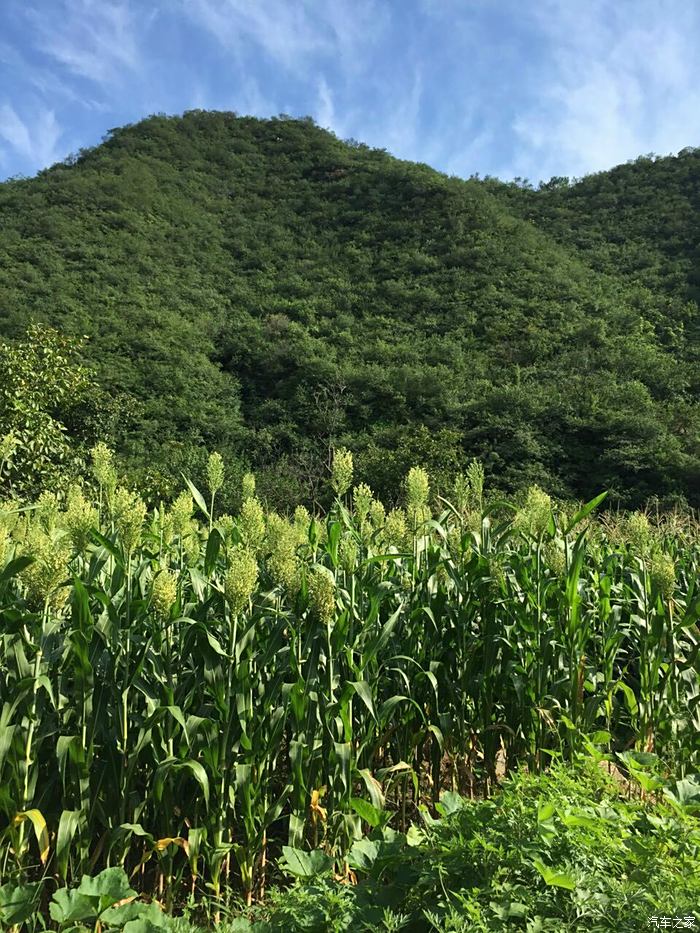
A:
[{"left": 0, "top": 448, "right": 698, "bottom": 910}]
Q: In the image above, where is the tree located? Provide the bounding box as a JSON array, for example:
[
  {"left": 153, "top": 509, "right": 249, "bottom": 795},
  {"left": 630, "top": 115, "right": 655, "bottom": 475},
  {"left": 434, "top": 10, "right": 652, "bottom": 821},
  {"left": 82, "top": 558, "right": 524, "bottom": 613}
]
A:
[{"left": 0, "top": 324, "right": 92, "bottom": 498}]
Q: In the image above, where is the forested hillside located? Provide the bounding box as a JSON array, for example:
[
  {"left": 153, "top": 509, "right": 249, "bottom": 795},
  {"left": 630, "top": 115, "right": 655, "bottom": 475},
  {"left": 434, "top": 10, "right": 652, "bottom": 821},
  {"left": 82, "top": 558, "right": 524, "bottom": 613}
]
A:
[{"left": 0, "top": 111, "right": 698, "bottom": 506}]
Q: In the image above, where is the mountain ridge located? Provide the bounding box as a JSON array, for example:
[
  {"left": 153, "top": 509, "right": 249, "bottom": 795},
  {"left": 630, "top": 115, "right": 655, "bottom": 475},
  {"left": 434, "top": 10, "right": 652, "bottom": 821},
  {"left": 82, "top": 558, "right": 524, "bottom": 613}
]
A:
[{"left": 0, "top": 110, "right": 698, "bottom": 507}]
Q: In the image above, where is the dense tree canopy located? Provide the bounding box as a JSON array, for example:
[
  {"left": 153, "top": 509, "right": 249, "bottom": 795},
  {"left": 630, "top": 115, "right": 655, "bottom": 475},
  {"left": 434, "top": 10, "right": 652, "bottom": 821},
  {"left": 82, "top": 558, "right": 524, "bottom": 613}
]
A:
[
  {"left": 0, "top": 111, "right": 698, "bottom": 507},
  {"left": 0, "top": 325, "right": 95, "bottom": 497}
]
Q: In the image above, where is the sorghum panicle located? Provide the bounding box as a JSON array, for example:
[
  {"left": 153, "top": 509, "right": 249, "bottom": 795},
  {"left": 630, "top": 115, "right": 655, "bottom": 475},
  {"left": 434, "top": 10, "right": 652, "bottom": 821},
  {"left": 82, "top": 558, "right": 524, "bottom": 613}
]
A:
[
  {"left": 352, "top": 483, "right": 373, "bottom": 524},
  {"left": 307, "top": 567, "right": 336, "bottom": 624},
  {"left": 266, "top": 513, "right": 299, "bottom": 592},
  {"left": 369, "top": 498, "right": 386, "bottom": 530},
  {"left": 224, "top": 546, "right": 259, "bottom": 613},
  {"left": 331, "top": 448, "right": 353, "bottom": 497},
  {"left": 21, "top": 525, "right": 71, "bottom": 608},
  {"left": 405, "top": 466, "right": 430, "bottom": 512},
  {"left": 241, "top": 472, "right": 256, "bottom": 502},
  {"left": 649, "top": 551, "right": 675, "bottom": 599},
  {"left": 113, "top": 486, "right": 147, "bottom": 555},
  {"left": 90, "top": 443, "right": 117, "bottom": 497},
  {"left": 383, "top": 507, "right": 409, "bottom": 550},
  {"left": 207, "top": 452, "right": 225, "bottom": 495},
  {"left": 239, "top": 496, "right": 266, "bottom": 550},
  {"left": 64, "top": 486, "right": 98, "bottom": 552},
  {"left": 624, "top": 511, "right": 653, "bottom": 553},
  {"left": 293, "top": 505, "right": 312, "bottom": 545},
  {"left": 151, "top": 569, "right": 178, "bottom": 619},
  {"left": 170, "top": 491, "right": 193, "bottom": 538},
  {"left": 514, "top": 485, "right": 552, "bottom": 538}
]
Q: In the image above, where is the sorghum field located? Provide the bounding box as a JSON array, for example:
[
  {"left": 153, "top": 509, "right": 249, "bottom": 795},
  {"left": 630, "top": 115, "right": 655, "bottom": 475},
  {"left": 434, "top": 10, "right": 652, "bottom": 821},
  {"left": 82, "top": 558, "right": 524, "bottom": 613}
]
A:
[{"left": 1, "top": 446, "right": 699, "bottom": 930}]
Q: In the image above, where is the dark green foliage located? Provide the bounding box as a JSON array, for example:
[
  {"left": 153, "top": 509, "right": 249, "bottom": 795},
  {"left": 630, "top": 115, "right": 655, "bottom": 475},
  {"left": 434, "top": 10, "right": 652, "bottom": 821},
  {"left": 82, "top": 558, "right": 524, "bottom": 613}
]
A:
[
  {"left": 494, "top": 147, "right": 700, "bottom": 314},
  {"left": 229, "top": 764, "right": 700, "bottom": 932},
  {"left": 0, "top": 326, "right": 90, "bottom": 497},
  {"left": 1, "top": 113, "right": 698, "bottom": 506}
]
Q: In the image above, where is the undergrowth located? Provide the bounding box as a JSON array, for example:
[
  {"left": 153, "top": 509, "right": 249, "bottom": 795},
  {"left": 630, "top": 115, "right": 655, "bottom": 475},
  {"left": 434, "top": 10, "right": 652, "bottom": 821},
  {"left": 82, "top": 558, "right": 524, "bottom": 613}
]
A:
[{"left": 180, "top": 762, "right": 700, "bottom": 932}]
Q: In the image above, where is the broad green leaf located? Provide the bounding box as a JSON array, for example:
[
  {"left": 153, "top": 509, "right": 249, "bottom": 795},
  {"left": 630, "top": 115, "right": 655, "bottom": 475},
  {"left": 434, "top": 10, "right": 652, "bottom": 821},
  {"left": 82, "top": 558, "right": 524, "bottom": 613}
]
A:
[
  {"left": 123, "top": 920, "right": 170, "bottom": 933},
  {"left": 102, "top": 900, "right": 168, "bottom": 927},
  {"left": 280, "top": 846, "right": 333, "bottom": 879},
  {"left": 349, "top": 681, "right": 376, "bottom": 721},
  {"left": 204, "top": 528, "right": 222, "bottom": 576},
  {"left": 50, "top": 887, "right": 97, "bottom": 923},
  {"left": 349, "top": 796, "right": 382, "bottom": 827},
  {"left": 155, "top": 759, "right": 210, "bottom": 809},
  {"left": 537, "top": 801, "right": 556, "bottom": 823},
  {"left": 90, "top": 529, "right": 124, "bottom": 567},
  {"left": 353, "top": 769, "right": 385, "bottom": 813},
  {"left": 615, "top": 683, "right": 638, "bottom": 716},
  {"left": 406, "top": 824, "right": 424, "bottom": 847},
  {"left": 617, "top": 750, "right": 660, "bottom": 771},
  {"left": 560, "top": 811, "right": 601, "bottom": 831},
  {"left": 361, "top": 604, "right": 403, "bottom": 670},
  {"left": 347, "top": 838, "right": 379, "bottom": 871},
  {"left": 437, "top": 790, "right": 465, "bottom": 816},
  {"left": 0, "top": 882, "right": 41, "bottom": 925},
  {"left": 532, "top": 859, "right": 576, "bottom": 890},
  {"left": 0, "top": 555, "right": 34, "bottom": 585},
  {"left": 77, "top": 867, "right": 135, "bottom": 903},
  {"left": 632, "top": 771, "right": 664, "bottom": 793},
  {"left": 165, "top": 705, "right": 188, "bottom": 734},
  {"left": 564, "top": 492, "right": 608, "bottom": 534},
  {"left": 663, "top": 775, "right": 700, "bottom": 811}
]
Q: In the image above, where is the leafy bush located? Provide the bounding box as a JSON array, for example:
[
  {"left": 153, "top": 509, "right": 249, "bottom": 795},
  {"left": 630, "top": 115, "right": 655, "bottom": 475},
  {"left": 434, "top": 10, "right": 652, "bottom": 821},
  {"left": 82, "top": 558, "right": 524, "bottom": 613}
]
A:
[
  {"left": 0, "top": 325, "right": 91, "bottom": 497},
  {"left": 2, "top": 866, "right": 170, "bottom": 932},
  {"left": 243, "top": 764, "right": 700, "bottom": 932}
]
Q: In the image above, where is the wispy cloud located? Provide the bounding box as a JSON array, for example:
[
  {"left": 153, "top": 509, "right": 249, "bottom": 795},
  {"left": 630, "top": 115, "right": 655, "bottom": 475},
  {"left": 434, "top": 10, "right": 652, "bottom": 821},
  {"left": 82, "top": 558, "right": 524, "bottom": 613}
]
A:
[
  {"left": 315, "top": 76, "right": 337, "bottom": 133},
  {"left": 183, "top": 0, "right": 385, "bottom": 75},
  {"left": 0, "top": 0, "right": 152, "bottom": 173},
  {"left": 184, "top": 0, "right": 326, "bottom": 69},
  {"left": 0, "top": 0, "right": 698, "bottom": 182},
  {"left": 180, "top": 0, "right": 410, "bottom": 153},
  {"left": 0, "top": 103, "right": 63, "bottom": 171},
  {"left": 0, "top": 38, "right": 107, "bottom": 111},
  {"left": 376, "top": 71, "right": 424, "bottom": 160},
  {"left": 24, "top": 0, "right": 142, "bottom": 88},
  {"left": 506, "top": 0, "right": 700, "bottom": 180}
]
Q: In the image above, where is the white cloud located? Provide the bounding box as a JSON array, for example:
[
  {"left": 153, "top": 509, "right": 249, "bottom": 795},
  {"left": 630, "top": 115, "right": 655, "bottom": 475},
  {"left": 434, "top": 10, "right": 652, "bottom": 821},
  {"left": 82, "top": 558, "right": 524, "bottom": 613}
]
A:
[
  {"left": 185, "top": 0, "right": 321, "bottom": 67},
  {"left": 380, "top": 71, "right": 424, "bottom": 158},
  {"left": 0, "top": 38, "right": 107, "bottom": 111},
  {"left": 313, "top": 67, "right": 425, "bottom": 164},
  {"left": 315, "top": 76, "right": 337, "bottom": 132},
  {"left": 23, "top": 0, "right": 142, "bottom": 88},
  {"left": 505, "top": 0, "right": 700, "bottom": 180},
  {"left": 181, "top": 0, "right": 402, "bottom": 150},
  {"left": 442, "top": 128, "right": 495, "bottom": 179},
  {"left": 0, "top": 103, "right": 63, "bottom": 170},
  {"left": 3, "top": 0, "right": 699, "bottom": 183},
  {"left": 0, "top": 105, "right": 31, "bottom": 158},
  {"left": 234, "top": 74, "right": 278, "bottom": 118},
  {"left": 183, "top": 0, "right": 385, "bottom": 74}
]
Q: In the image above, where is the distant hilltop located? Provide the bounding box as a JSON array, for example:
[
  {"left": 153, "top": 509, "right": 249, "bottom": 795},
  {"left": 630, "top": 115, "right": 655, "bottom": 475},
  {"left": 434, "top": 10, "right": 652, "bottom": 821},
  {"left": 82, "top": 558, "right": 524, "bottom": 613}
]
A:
[{"left": 1, "top": 111, "right": 698, "bottom": 507}]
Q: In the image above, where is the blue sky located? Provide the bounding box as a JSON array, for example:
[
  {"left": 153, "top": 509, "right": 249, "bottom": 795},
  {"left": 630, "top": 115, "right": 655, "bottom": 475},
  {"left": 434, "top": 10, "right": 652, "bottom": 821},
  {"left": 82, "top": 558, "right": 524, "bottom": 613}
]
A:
[{"left": 1, "top": 0, "right": 700, "bottom": 183}]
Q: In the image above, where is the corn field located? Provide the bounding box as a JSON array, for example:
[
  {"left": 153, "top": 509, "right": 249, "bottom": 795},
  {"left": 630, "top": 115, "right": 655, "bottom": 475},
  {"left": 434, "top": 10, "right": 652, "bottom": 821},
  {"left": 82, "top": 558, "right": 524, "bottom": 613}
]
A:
[{"left": 0, "top": 446, "right": 699, "bottom": 913}]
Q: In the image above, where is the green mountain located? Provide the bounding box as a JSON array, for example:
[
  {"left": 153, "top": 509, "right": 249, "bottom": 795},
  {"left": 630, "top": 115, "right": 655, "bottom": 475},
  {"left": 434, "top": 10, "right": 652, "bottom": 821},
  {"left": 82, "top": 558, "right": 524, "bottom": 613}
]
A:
[{"left": 1, "top": 111, "right": 698, "bottom": 506}]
